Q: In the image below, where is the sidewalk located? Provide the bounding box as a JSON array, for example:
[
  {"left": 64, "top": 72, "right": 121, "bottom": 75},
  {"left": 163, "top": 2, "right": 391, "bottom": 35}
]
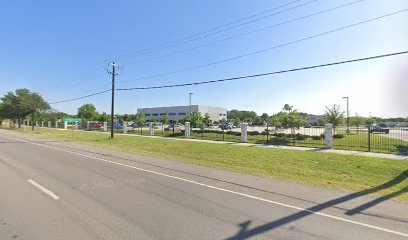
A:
[{"left": 45, "top": 127, "right": 408, "bottom": 160}]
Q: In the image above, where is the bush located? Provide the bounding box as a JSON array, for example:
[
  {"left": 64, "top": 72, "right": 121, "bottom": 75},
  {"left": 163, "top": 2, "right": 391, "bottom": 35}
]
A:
[
  {"left": 333, "top": 134, "right": 344, "bottom": 139},
  {"left": 248, "top": 131, "right": 260, "bottom": 136},
  {"left": 311, "top": 135, "right": 323, "bottom": 140},
  {"left": 396, "top": 145, "right": 408, "bottom": 154},
  {"left": 294, "top": 134, "right": 307, "bottom": 140},
  {"left": 273, "top": 133, "right": 286, "bottom": 138},
  {"left": 269, "top": 137, "right": 290, "bottom": 145}
]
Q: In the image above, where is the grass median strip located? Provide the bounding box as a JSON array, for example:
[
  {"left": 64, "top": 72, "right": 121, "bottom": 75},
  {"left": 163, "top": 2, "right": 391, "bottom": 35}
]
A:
[{"left": 10, "top": 127, "right": 408, "bottom": 201}]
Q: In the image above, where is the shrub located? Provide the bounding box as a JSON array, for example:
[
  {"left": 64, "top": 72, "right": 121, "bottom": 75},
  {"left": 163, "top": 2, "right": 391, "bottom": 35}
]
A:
[
  {"left": 248, "top": 131, "right": 260, "bottom": 136},
  {"left": 269, "top": 137, "right": 290, "bottom": 145},
  {"left": 333, "top": 134, "right": 344, "bottom": 139},
  {"left": 273, "top": 133, "right": 286, "bottom": 138},
  {"left": 311, "top": 135, "right": 323, "bottom": 140},
  {"left": 294, "top": 134, "right": 307, "bottom": 140},
  {"left": 396, "top": 145, "right": 408, "bottom": 154}
]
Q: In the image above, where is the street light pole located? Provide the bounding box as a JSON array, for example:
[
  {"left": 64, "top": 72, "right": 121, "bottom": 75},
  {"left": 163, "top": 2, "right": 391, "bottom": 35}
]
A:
[
  {"left": 189, "top": 93, "right": 193, "bottom": 114},
  {"left": 343, "top": 97, "right": 349, "bottom": 133}
]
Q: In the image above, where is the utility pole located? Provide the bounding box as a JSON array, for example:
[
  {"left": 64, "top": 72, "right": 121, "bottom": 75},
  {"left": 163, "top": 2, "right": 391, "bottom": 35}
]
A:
[
  {"left": 107, "top": 62, "right": 123, "bottom": 139},
  {"left": 31, "top": 93, "right": 35, "bottom": 131},
  {"left": 189, "top": 92, "right": 193, "bottom": 114},
  {"left": 342, "top": 97, "right": 349, "bottom": 133}
]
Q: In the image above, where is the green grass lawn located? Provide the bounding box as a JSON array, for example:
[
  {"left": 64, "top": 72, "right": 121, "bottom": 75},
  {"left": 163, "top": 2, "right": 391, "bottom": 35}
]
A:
[
  {"left": 8, "top": 127, "right": 408, "bottom": 201},
  {"left": 127, "top": 128, "right": 407, "bottom": 154}
]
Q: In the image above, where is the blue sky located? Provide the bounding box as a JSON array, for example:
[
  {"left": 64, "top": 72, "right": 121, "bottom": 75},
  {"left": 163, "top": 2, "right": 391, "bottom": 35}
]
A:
[{"left": 0, "top": 0, "right": 407, "bottom": 117}]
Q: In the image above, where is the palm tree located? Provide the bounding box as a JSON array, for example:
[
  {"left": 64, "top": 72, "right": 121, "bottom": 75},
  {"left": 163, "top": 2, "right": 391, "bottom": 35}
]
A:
[{"left": 324, "top": 104, "right": 344, "bottom": 134}]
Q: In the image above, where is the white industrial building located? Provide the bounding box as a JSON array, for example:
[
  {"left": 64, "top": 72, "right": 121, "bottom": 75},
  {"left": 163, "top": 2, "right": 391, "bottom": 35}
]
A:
[{"left": 137, "top": 105, "right": 227, "bottom": 122}]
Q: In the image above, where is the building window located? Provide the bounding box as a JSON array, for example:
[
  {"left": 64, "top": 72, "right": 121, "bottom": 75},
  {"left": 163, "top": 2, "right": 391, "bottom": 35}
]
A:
[
  {"left": 160, "top": 113, "right": 167, "bottom": 116},
  {"left": 223, "top": 114, "right": 227, "bottom": 116},
  {"left": 169, "top": 113, "right": 176, "bottom": 116},
  {"left": 219, "top": 113, "right": 223, "bottom": 116},
  {"left": 178, "top": 112, "right": 186, "bottom": 116},
  {"left": 152, "top": 113, "right": 158, "bottom": 116},
  {"left": 145, "top": 114, "right": 151, "bottom": 116}
]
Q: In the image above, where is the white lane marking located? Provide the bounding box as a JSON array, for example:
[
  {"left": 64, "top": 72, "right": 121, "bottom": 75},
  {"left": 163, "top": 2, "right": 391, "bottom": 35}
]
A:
[
  {"left": 11, "top": 135, "right": 408, "bottom": 238},
  {"left": 27, "top": 179, "right": 60, "bottom": 200}
]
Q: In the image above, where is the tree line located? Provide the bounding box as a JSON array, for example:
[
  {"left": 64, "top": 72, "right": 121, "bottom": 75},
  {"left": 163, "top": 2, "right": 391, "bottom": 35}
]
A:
[{"left": 1, "top": 88, "right": 406, "bottom": 129}]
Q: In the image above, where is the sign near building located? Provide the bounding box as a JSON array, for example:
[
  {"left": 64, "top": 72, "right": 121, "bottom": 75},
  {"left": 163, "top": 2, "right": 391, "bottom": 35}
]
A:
[{"left": 64, "top": 118, "right": 82, "bottom": 123}]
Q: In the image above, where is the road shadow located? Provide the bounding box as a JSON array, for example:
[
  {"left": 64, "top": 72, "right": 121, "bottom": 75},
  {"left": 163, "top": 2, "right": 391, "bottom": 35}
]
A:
[{"left": 226, "top": 170, "right": 408, "bottom": 240}]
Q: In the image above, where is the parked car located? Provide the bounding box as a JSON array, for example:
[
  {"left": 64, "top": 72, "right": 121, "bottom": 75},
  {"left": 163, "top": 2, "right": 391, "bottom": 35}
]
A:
[
  {"left": 304, "top": 123, "right": 312, "bottom": 128},
  {"left": 369, "top": 125, "right": 390, "bottom": 134},
  {"left": 107, "top": 123, "right": 123, "bottom": 129},
  {"left": 220, "top": 122, "right": 233, "bottom": 130},
  {"left": 164, "top": 124, "right": 182, "bottom": 131},
  {"left": 90, "top": 122, "right": 103, "bottom": 128}
]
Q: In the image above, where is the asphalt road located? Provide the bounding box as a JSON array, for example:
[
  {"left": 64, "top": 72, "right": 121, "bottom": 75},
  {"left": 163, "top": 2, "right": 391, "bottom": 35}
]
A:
[{"left": 0, "top": 129, "right": 407, "bottom": 240}]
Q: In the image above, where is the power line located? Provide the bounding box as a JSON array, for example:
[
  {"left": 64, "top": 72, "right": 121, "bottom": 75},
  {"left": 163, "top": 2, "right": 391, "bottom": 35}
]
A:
[
  {"left": 46, "top": 1, "right": 314, "bottom": 95},
  {"left": 47, "top": 82, "right": 112, "bottom": 102},
  {"left": 49, "top": 89, "right": 111, "bottom": 104},
  {"left": 42, "top": 63, "right": 105, "bottom": 92},
  {"left": 49, "top": 50, "right": 407, "bottom": 104},
  {"left": 123, "top": 0, "right": 365, "bottom": 67},
  {"left": 118, "top": 9, "right": 407, "bottom": 84},
  {"left": 107, "top": 0, "right": 317, "bottom": 62},
  {"left": 116, "top": 51, "right": 407, "bottom": 91}
]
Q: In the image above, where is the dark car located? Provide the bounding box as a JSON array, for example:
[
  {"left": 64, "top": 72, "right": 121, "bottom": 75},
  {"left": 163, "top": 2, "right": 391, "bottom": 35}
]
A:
[{"left": 369, "top": 126, "right": 390, "bottom": 134}]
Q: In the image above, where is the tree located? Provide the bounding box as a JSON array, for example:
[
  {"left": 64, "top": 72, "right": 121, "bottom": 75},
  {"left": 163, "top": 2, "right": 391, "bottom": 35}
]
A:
[
  {"left": 227, "top": 109, "right": 258, "bottom": 122},
  {"left": 203, "top": 113, "right": 212, "bottom": 126},
  {"left": 365, "top": 117, "right": 375, "bottom": 126},
  {"left": 160, "top": 114, "right": 169, "bottom": 125},
  {"left": 0, "top": 89, "right": 50, "bottom": 128},
  {"left": 352, "top": 113, "right": 364, "bottom": 132},
  {"left": 132, "top": 111, "right": 146, "bottom": 133},
  {"left": 98, "top": 112, "right": 110, "bottom": 122},
  {"left": 184, "top": 112, "right": 204, "bottom": 127},
  {"left": 317, "top": 118, "right": 326, "bottom": 127},
  {"left": 324, "top": 104, "right": 344, "bottom": 133},
  {"left": 77, "top": 104, "right": 99, "bottom": 121},
  {"left": 260, "top": 113, "right": 269, "bottom": 123},
  {"left": 233, "top": 117, "right": 241, "bottom": 127},
  {"left": 279, "top": 104, "right": 306, "bottom": 135},
  {"left": 270, "top": 113, "right": 283, "bottom": 129}
]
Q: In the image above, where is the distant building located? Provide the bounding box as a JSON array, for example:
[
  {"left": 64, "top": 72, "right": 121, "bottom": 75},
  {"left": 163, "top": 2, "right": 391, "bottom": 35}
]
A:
[{"left": 137, "top": 105, "right": 227, "bottom": 122}]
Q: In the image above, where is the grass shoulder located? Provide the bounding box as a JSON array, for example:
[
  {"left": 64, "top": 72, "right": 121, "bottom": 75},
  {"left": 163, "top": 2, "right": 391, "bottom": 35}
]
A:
[{"left": 10, "top": 127, "right": 408, "bottom": 201}]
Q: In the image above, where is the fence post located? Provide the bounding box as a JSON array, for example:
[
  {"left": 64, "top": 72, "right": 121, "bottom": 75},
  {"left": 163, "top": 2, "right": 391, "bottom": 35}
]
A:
[
  {"left": 103, "top": 122, "right": 107, "bottom": 132},
  {"left": 240, "top": 123, "right": 248, "bottom": 143},
  {"left": 149, "top": 122, "right": 155, "bottom": 136},
  {"left": 64, "top": 121, "right": 68, "bottom": 130},
  {"left": 367, "top": 126, "right": 371, "bottom": 152},
  {"left": 74, "top": 122, "right": 78, "bottom": 130},
  {"left": 266, "top": 123, "right": 269, "bottom": 144},
  {"left": 325, "top": 124, "right": 333, "bottom": 149},
  {"left": 48, "top": 121, "right": 51, "bottom": 128},
  {"left": 123, "top": 121, "right": 127, "bottom": 134},
  {"left": 87, "top": 121, "right": 90, "bottom": 131},
  {"left": 184, "top": 122, "right": 191, "bottom": 138}
]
